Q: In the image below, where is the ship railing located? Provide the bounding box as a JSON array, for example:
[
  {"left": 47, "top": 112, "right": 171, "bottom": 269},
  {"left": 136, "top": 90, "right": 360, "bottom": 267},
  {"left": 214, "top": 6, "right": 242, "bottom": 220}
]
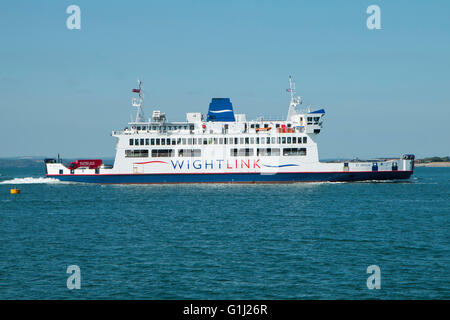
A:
[{"left": 253, "top": 115, "right": 285, "bottom": 121}]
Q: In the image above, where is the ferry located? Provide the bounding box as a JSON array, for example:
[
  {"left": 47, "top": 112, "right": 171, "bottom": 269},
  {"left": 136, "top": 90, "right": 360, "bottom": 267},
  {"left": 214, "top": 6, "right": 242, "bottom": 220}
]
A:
[{"left": 45, "top": 77, "right": 414, "bottom": 184}]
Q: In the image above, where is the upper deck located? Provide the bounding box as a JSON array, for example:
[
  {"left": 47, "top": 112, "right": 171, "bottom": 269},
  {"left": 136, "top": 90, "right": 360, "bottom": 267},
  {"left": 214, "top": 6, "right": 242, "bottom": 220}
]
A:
[
  {"left": 112, "top": 114, "right": 323, "bottom": 137},
  {"left": 113, "top": 77, "right": 324, "bottom": 138}
]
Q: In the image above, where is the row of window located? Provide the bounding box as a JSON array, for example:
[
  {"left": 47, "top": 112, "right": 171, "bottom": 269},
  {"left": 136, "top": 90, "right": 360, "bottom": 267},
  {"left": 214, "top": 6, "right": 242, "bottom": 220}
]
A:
[
  {"left": 150, "top": 149, "right": 203, "bottom": 158},
  {"left": 132, "top": 123, "right": 308, "bottom": 131},
  {"left": 249, "top": 123, "right": 290, "bottom": 129},
  {"left": 133, "top": 125, "right": 194, "bottom": 131},
  {"left": 125, "top": 149, "right": 149, "bottom": 158},
  {"left": 129, "top": 136, "right": 308, "bottom": 146},
  {"left": 125, "top": 148, "right": 307, "bottom": 158},
  {"left": 230, "top": 148, "right": 307, "bottom": 157}
]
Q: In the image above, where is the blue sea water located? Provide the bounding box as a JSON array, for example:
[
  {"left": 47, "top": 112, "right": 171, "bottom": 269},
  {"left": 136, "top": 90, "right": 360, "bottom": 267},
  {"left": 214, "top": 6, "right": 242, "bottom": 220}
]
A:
[{"left": 0, "top": 166, "right": 448, "bottom": 299}]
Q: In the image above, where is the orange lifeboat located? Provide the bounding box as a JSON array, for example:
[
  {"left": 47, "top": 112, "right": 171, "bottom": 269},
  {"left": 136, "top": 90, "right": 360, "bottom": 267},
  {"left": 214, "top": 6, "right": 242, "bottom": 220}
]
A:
[{"left": 256, "top": 127, "right": 272, "bottom": 132}]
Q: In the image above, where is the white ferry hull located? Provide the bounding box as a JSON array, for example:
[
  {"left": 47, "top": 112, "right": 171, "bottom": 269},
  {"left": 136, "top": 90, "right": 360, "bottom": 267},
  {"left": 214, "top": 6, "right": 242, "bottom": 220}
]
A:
[
  {"left": 46, "top": 159, "right": 414, "bottom": 184},
  {"left": 46, "top": 170, "right": 413, "bottom": 184}
]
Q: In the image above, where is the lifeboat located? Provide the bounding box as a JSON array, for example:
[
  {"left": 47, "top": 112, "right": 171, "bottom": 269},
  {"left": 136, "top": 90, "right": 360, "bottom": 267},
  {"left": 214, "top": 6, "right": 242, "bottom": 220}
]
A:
[{"left": 256, "top": 127, "right": 272, "bottom": 132}]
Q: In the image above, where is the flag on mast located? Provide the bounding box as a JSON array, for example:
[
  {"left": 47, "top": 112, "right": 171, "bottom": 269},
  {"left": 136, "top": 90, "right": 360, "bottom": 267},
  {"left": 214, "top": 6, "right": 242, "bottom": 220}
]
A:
[{"left": 132, "top": 88, "right": 140, "bottom": 93}]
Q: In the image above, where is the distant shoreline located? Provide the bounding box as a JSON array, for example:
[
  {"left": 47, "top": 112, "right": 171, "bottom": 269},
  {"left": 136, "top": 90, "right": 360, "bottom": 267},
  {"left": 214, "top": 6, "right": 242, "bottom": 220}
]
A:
[{"left": 415, "top": 162, "right": 450, "bottom": 167}]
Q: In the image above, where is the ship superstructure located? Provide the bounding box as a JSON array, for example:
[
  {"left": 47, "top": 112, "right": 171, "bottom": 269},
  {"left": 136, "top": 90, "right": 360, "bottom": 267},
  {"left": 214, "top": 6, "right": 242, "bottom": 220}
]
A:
[{"left": 45, "top": 78, "right": 414, "bottom": 183}]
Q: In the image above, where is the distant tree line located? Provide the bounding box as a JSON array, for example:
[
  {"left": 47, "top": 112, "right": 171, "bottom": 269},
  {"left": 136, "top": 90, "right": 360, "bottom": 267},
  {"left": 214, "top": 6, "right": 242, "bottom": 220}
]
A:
[{"left": 416, "top": 156, "right": 450, "bottom": 163}]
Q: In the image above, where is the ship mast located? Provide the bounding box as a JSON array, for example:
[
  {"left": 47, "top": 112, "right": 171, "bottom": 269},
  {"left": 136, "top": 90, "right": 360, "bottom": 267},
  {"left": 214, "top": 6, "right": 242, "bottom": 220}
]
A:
[
  {"left": 286, "top": 75, "right": 302, "bottom": 121},
  {"left": 132, "top": 80, "right": 145, "bottom": 123}
]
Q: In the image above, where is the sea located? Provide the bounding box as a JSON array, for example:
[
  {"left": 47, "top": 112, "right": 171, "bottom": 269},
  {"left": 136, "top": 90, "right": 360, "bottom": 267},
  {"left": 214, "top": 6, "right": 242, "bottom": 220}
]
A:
[{"left": 0, "top": 166, "right": 448, "bottom": 299}]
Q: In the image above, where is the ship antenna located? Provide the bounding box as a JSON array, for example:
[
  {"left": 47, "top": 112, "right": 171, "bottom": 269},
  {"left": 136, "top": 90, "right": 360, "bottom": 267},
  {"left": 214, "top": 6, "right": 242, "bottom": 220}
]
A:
[
  {"left": 286, "top": 75, "right": 302, "bottom": 121},
  {"left": 132, "top": 79, "right": 145, "bottom": 123}
]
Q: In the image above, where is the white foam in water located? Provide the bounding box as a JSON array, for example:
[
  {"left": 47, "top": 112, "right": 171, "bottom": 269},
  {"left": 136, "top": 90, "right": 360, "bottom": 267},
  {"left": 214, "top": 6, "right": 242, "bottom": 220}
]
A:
[{"left": 0, "top": 177, "right": 64, "bottom": 184}]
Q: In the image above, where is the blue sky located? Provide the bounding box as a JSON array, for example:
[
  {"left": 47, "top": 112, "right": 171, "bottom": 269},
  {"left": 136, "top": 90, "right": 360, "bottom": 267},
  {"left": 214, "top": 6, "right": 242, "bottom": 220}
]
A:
[{"left": 0, "top": 0, "right": 449, "bottom": 159}]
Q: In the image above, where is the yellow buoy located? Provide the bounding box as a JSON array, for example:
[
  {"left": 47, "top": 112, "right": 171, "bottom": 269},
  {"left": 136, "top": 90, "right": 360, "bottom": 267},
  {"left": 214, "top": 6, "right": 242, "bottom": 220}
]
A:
[{"left": 10, "top": 188, "right": 21, "bottom": 194}]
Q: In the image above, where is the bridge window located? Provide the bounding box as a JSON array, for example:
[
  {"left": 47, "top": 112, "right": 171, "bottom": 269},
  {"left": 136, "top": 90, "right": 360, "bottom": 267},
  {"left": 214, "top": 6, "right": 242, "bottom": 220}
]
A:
[
  {"left": 129, "top": 139, "right": 134, "bottom": 146},
  {"left": 292, "top": 137, "right": 296, "bottom": 144},
  {"left": 135, "top": 139, "right": 139, "bottom": 145},
  {"left": 156, "top": 138, "right": 160, "bottom": 145},
  {"left": 140, "top": 139, "right": 144, "bottom": 146},
  {"left": 145, "top": 139, "right": 149, "bottom": 145},
  {"left": 303, "top": 137, "right": 307, "bottom": 144}
]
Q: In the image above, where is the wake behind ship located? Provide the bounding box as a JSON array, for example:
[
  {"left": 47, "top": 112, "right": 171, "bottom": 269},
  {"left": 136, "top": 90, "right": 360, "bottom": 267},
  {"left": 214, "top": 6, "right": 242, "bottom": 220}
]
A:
[{"left": 45, "top": 78, "right": 414, "bottom": 183}]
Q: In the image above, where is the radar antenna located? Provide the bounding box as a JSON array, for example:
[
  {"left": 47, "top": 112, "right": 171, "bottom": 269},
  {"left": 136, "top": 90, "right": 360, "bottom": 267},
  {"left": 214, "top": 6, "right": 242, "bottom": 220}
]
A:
[
  {"left": 286, "top": 75, "right": 302, "bottom": 121},
  {"left": 132, "top": 80, "right": 145, "bottom": 123}
]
